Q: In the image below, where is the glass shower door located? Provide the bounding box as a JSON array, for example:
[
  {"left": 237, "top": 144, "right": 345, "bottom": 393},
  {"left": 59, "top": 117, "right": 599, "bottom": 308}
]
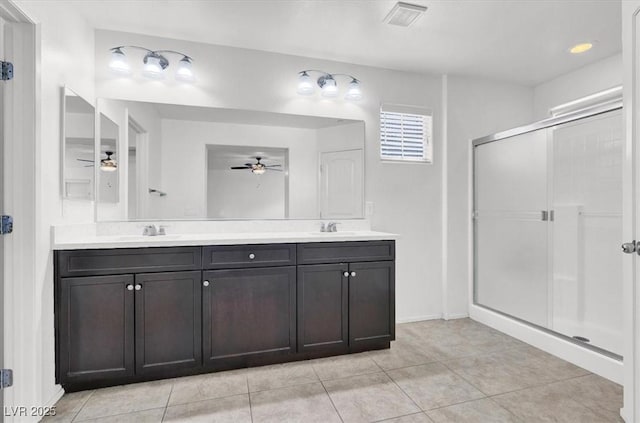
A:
[
  {"left": 474, "top": 130, "right": 549, "bottom": 328},
  {"left": 550, "top": 109, "right": 624, "bottom": 355}
]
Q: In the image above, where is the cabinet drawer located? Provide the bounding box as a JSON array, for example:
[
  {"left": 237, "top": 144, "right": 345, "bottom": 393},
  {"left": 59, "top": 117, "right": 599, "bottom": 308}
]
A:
[
  {"left": 202, "top": 244, "right": 296, "bottom": 269},
  {"left": 57, "top": 247, "right": 202, "bottom": 277},
  {"left": 297, "top": 241, "right": 395, "bottom": 265}
]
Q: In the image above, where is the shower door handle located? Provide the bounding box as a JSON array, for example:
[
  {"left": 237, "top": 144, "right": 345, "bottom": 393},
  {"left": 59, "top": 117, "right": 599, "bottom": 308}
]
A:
[{"left": 621, "top": 241, "right": 637, "bottom": 254}]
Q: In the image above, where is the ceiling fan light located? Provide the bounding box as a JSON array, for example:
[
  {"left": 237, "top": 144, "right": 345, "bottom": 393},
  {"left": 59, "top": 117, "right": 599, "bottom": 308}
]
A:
[
  {"left": 108, "top": 48, "right": 130, "bottom": 75},
  {"left": 345, "top": 79, "right": 362, "bottom": 101},
  {"left": 252, "top": 167, "right": 266, "bottom": 175},
  {"left": 100, "top": 152, "right": 118, "bottom": 172},
  {"left": 142, "top": 53, "right": 166, "bottom": 79},
  {"left": 297, "top": 71, "right": 315, "bottom": 95},
  {"left": 176, "top": 56, "right": 195, "bottom": 82}
]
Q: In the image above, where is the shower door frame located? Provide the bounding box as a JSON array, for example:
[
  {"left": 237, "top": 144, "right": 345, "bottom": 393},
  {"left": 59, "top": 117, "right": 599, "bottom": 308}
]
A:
[{"left": 469, "top": 99, "right": 625, "bottom": 381}]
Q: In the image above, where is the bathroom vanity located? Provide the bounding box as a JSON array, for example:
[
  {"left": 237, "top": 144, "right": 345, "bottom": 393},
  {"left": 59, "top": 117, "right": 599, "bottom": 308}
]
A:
[{"left": 53, "top": 233, "right": 395, "bottom": 392}]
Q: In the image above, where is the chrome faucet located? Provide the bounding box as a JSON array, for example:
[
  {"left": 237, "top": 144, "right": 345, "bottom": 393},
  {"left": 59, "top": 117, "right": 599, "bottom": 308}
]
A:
[
  {"left": 142, "top": 224, "right": 167, "bottom": 236},
  {"left": 327, "top": 222, "right": 339, "bottom": 232}
]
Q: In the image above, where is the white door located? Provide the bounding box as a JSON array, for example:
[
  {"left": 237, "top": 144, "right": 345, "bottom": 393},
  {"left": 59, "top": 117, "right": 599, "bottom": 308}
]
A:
[
  {"left": 0, "top": 14, "right": 5, "bottom": 421},
  {"left": 319, "top": 149, "right": 363, "bottom": 219},
  {"left": 623, "top": 3, "right": 640, "bottom": 422}
]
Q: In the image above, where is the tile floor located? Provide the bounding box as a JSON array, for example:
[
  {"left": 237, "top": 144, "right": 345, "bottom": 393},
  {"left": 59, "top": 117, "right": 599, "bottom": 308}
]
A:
[{"left": 45, "top": 318, "right": 623, "bottom": 422}]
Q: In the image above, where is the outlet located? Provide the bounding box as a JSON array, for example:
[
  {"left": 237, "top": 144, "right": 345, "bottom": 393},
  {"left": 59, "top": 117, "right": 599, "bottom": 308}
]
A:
[{"left": 365, "top": 201, "right": 375, "bottom": 217}]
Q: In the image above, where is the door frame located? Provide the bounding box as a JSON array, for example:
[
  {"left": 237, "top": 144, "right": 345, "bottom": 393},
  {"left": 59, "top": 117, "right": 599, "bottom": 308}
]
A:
[
  {"left": 622, "top": 3, "right": 640, "bottom": 422},
  {"left": 0, "top": 1, "right": 38, "bottom": 420}
]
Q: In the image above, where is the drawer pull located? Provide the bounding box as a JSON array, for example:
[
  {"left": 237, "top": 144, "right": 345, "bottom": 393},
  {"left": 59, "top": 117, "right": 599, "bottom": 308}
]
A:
[
  {"left": 203, "top": 280, "right": 210, "bottom": 287},
  {"left": 343, "top": 271, "right": 349, "bottom": 277},
  {"left": 126, "top": 284, "right": 134, "bottom": 291},
  {"left": 134, "top": 284, "right": 142, "bottom": 291},
  {"left": 350, "top": 271, "right": 357, "bottom": 277},
  {"left": 248, "top": 253, "right": 256, "bottom": 260}
]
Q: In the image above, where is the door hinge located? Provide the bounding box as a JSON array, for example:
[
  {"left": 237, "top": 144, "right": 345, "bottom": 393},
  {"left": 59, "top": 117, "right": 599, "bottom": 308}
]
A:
[
  {"left": 0, "top": 369, "right": 13, "bottom": 388},
  {"left": 1, "top": 61, "right": 13, "bottom": 81},
  {"left": 1, "top": 215, "right": 13, "bottom": 235}
]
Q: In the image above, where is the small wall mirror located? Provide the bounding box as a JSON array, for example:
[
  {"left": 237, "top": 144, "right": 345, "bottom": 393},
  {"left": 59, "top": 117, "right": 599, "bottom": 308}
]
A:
[
  {"left": 98, "top": 113, "right": 119, "bottom": 203},
  {"left": 62, "top": 87, "right": 95, "bottom": 200},
  {"left": 96, "top": 99, "right": 365, "bottom": 221}
]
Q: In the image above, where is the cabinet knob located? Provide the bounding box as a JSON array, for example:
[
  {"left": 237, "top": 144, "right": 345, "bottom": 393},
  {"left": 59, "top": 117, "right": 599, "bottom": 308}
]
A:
[
  {"left": 134, "top": 284, "right": 142, "bottom": 291},
  {"left": 350, "top": 271, "right": 357, "bottom": 277},
  {"left": 126, "top": 284, "right": 134, "bottom": 291},
  {"left": 248, "top": 253, "right": 256, "bottom": 260},
  {"left": 203, "top": 280, "right": 210, "bottom": 287},
  {"left": 343, "top": 271, "right": 349, "bottom": 277}
]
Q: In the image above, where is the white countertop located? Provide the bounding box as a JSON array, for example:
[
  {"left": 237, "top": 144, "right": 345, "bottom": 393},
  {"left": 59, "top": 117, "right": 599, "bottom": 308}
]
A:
[{"left": 52, "top": 230, "right": 398, "bottom": 250}]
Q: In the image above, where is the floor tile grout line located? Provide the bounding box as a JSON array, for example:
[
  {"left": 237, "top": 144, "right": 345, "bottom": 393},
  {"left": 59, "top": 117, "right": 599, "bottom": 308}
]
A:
[
  {"left": 70, "top": 390, "right": 96, "bottom": 423},
  {"left": 319, "top": 380, "right": 345, "bottom": 423},
  {"left": 73, "top": 406, "right": 167, "bottom": 423},
  {"left": 372, "top": 411, "right": 431, "bottom": 422},
  {"left": 381, "top": 367, "right": 427, "bottom": 414},
  {"left": 484, "top": 396, "right": 526, "bottom": 423},
  {"left": 160, "top": 383, "right": 174, "bottom": 422},
  {"left": 246, "top": 377, "right": 255, "bottom": 423}
]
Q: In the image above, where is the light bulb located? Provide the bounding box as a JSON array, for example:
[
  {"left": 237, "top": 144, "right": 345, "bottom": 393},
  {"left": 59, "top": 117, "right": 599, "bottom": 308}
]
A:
[
  {"left": 142, "top": 53, "right": 165, "bottom": 79},
  {"left": 108, "top": 48, "right": 130, "bottom": 75},
  {"left": 320, "top": 75, "right": 338, "bottom": 98},
  {"left": 176, "top": 56, "right": 195, "bottom": 82},
  {"left": 345, "top": 79, "right": 362, "bottom": 101},
  {"left": 297, "top": 71, "right": 315, "bottom": 95}
]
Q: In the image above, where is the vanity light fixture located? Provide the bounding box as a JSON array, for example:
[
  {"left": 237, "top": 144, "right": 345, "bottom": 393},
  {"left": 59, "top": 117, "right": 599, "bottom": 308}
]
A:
[
  {"left": 108, "top": 46, "right": 195, "bottom": 82},
  {"left": 297, "top": 70, "right": 362, "bottom": 101}
]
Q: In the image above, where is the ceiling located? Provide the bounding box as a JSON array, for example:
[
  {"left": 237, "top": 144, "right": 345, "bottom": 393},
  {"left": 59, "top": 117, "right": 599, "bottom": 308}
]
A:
[{"left": 69, "top": 0, "right": 621, "bottom": 86}]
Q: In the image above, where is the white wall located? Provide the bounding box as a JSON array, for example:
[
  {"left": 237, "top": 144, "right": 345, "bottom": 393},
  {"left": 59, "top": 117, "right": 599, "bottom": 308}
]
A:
[
  {"left": 444, "top": 75, "right": 534, "bottom": 318},
  {"left": 316, "top": 122, "right": 365, "bottom": 152},
  {"left": 533, "top": 53, "right": 622, "bottom": 119},
  {"left": 95, "top": 29, "right": 445, "bottom": 322},
  {"left": 160, "top": 120, "right": 317, "bottom": 219},
  {"left": 11, "top": 0, "right": 95, "bottom": 417}
]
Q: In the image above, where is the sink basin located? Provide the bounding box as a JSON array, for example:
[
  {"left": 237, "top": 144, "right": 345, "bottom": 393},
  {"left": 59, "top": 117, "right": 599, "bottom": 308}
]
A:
[
  {"left": 112, "top": 235, "right": 183, "bottom": 241},
  {"left": 309, "top": 231, "right": 357, "bottom": 236}
]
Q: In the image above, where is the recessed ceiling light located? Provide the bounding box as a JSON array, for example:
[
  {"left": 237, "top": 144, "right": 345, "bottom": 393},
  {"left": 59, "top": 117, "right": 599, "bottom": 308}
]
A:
[
  {"left": 384, "top": 2, "right": 427, "bottom": 27},
  {"left": 569, "top": 42, "right": 593, "bottom": 54}
]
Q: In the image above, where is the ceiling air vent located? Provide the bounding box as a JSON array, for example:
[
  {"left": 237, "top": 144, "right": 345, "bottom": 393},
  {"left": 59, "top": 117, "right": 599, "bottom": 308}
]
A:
[{"left": 384, "top": 2, "right": 427, "bottom": 27}]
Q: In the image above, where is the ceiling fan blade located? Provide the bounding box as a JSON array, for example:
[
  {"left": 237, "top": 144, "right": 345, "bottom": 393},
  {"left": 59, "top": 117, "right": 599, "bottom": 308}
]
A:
[
  {"left": 230, "top": 166, "right": 250, "bottom": 170},
  {"left": 268, "top": 168, "right": 283, "bottom": 172},
  {"left": 76, "top": 158, "right": 94, "bottom": 163},
  {"left": 264, "top": 164, "right": 282, "bottom": 167}
]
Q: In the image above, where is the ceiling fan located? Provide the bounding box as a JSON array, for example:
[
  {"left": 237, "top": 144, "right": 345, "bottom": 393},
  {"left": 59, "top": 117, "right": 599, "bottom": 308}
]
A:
[
  {"left": 230, "top": 157, "right": 282, "bottom": 174},
  {"left": 76, "top": 151, "right": 118, "bottom": 172}
]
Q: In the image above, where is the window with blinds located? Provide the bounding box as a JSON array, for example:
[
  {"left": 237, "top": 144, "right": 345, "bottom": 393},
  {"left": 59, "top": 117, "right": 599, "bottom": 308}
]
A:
[{"left": 380, "top": 106, "right": 432, "bottom": 163}]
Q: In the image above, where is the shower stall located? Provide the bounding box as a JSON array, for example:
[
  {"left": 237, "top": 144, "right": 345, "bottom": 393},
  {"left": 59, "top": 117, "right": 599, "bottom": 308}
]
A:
[{"left": 473, "top": 95, "right": 624, "bottom": 357}]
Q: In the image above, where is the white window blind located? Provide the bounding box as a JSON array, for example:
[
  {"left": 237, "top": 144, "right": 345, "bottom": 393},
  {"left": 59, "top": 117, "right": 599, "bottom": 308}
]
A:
[{"left": 380, "top": 105, "right": 432, "bottom": 163}]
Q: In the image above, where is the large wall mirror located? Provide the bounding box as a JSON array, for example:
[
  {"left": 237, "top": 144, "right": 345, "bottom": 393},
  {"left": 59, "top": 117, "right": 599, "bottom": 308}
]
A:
[
  {"left": 96, "top": 99, "right": 365, "bottom": 221},
  {"left": 62, "top": 87, "right": 95, "bottom": 200}
]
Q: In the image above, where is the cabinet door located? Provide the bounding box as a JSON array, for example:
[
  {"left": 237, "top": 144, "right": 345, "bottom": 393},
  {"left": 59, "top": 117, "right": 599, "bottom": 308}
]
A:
[
  {"left": 349, "top": 261, "right": 395, "bottom": 347},
  {"left": 135, "top": 271, "right": 202, "bottom": 375},
  {"left": 59, "top": 275, "right": 135, "bottom": 384},
  {"left": 203, "top": 266, "right": 296, "bottom": 366},
  {"left": 297, "top": 264, "right": 348, "bottom": 352}
]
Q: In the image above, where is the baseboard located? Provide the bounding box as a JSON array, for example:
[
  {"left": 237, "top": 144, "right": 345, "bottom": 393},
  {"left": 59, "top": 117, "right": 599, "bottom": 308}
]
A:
[
  {"left": 470, "top": 304, "right": 624, "bottom": 384},
  {"left": 396, "top": 314, "right": 443, "bottom": 324},
  {"left": 443, "top": 313, "right": 469, "bottom": 320},
  {"left": 44, "top": 385, "right": 64, "bottom": 408}
]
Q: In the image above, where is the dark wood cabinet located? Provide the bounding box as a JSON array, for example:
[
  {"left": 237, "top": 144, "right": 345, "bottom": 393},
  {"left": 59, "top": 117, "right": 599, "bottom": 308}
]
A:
[
  {"left": 134, "top": 271, "right": 202, "bottom": 375},
  {"left": 297, "top": 264, "right": 349, "bottom": 352},
  {"left": 349, "top": 261, "right": 395, "bottom": 347},
  {"left": 202, "top": 266, "right": 296, "bottom": 366},
  {"left": 58, "top": 275, "right": 135, "bottom": 384},
  {"left": 55, "top": 241, "right": 395, "bottom": 391}
]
